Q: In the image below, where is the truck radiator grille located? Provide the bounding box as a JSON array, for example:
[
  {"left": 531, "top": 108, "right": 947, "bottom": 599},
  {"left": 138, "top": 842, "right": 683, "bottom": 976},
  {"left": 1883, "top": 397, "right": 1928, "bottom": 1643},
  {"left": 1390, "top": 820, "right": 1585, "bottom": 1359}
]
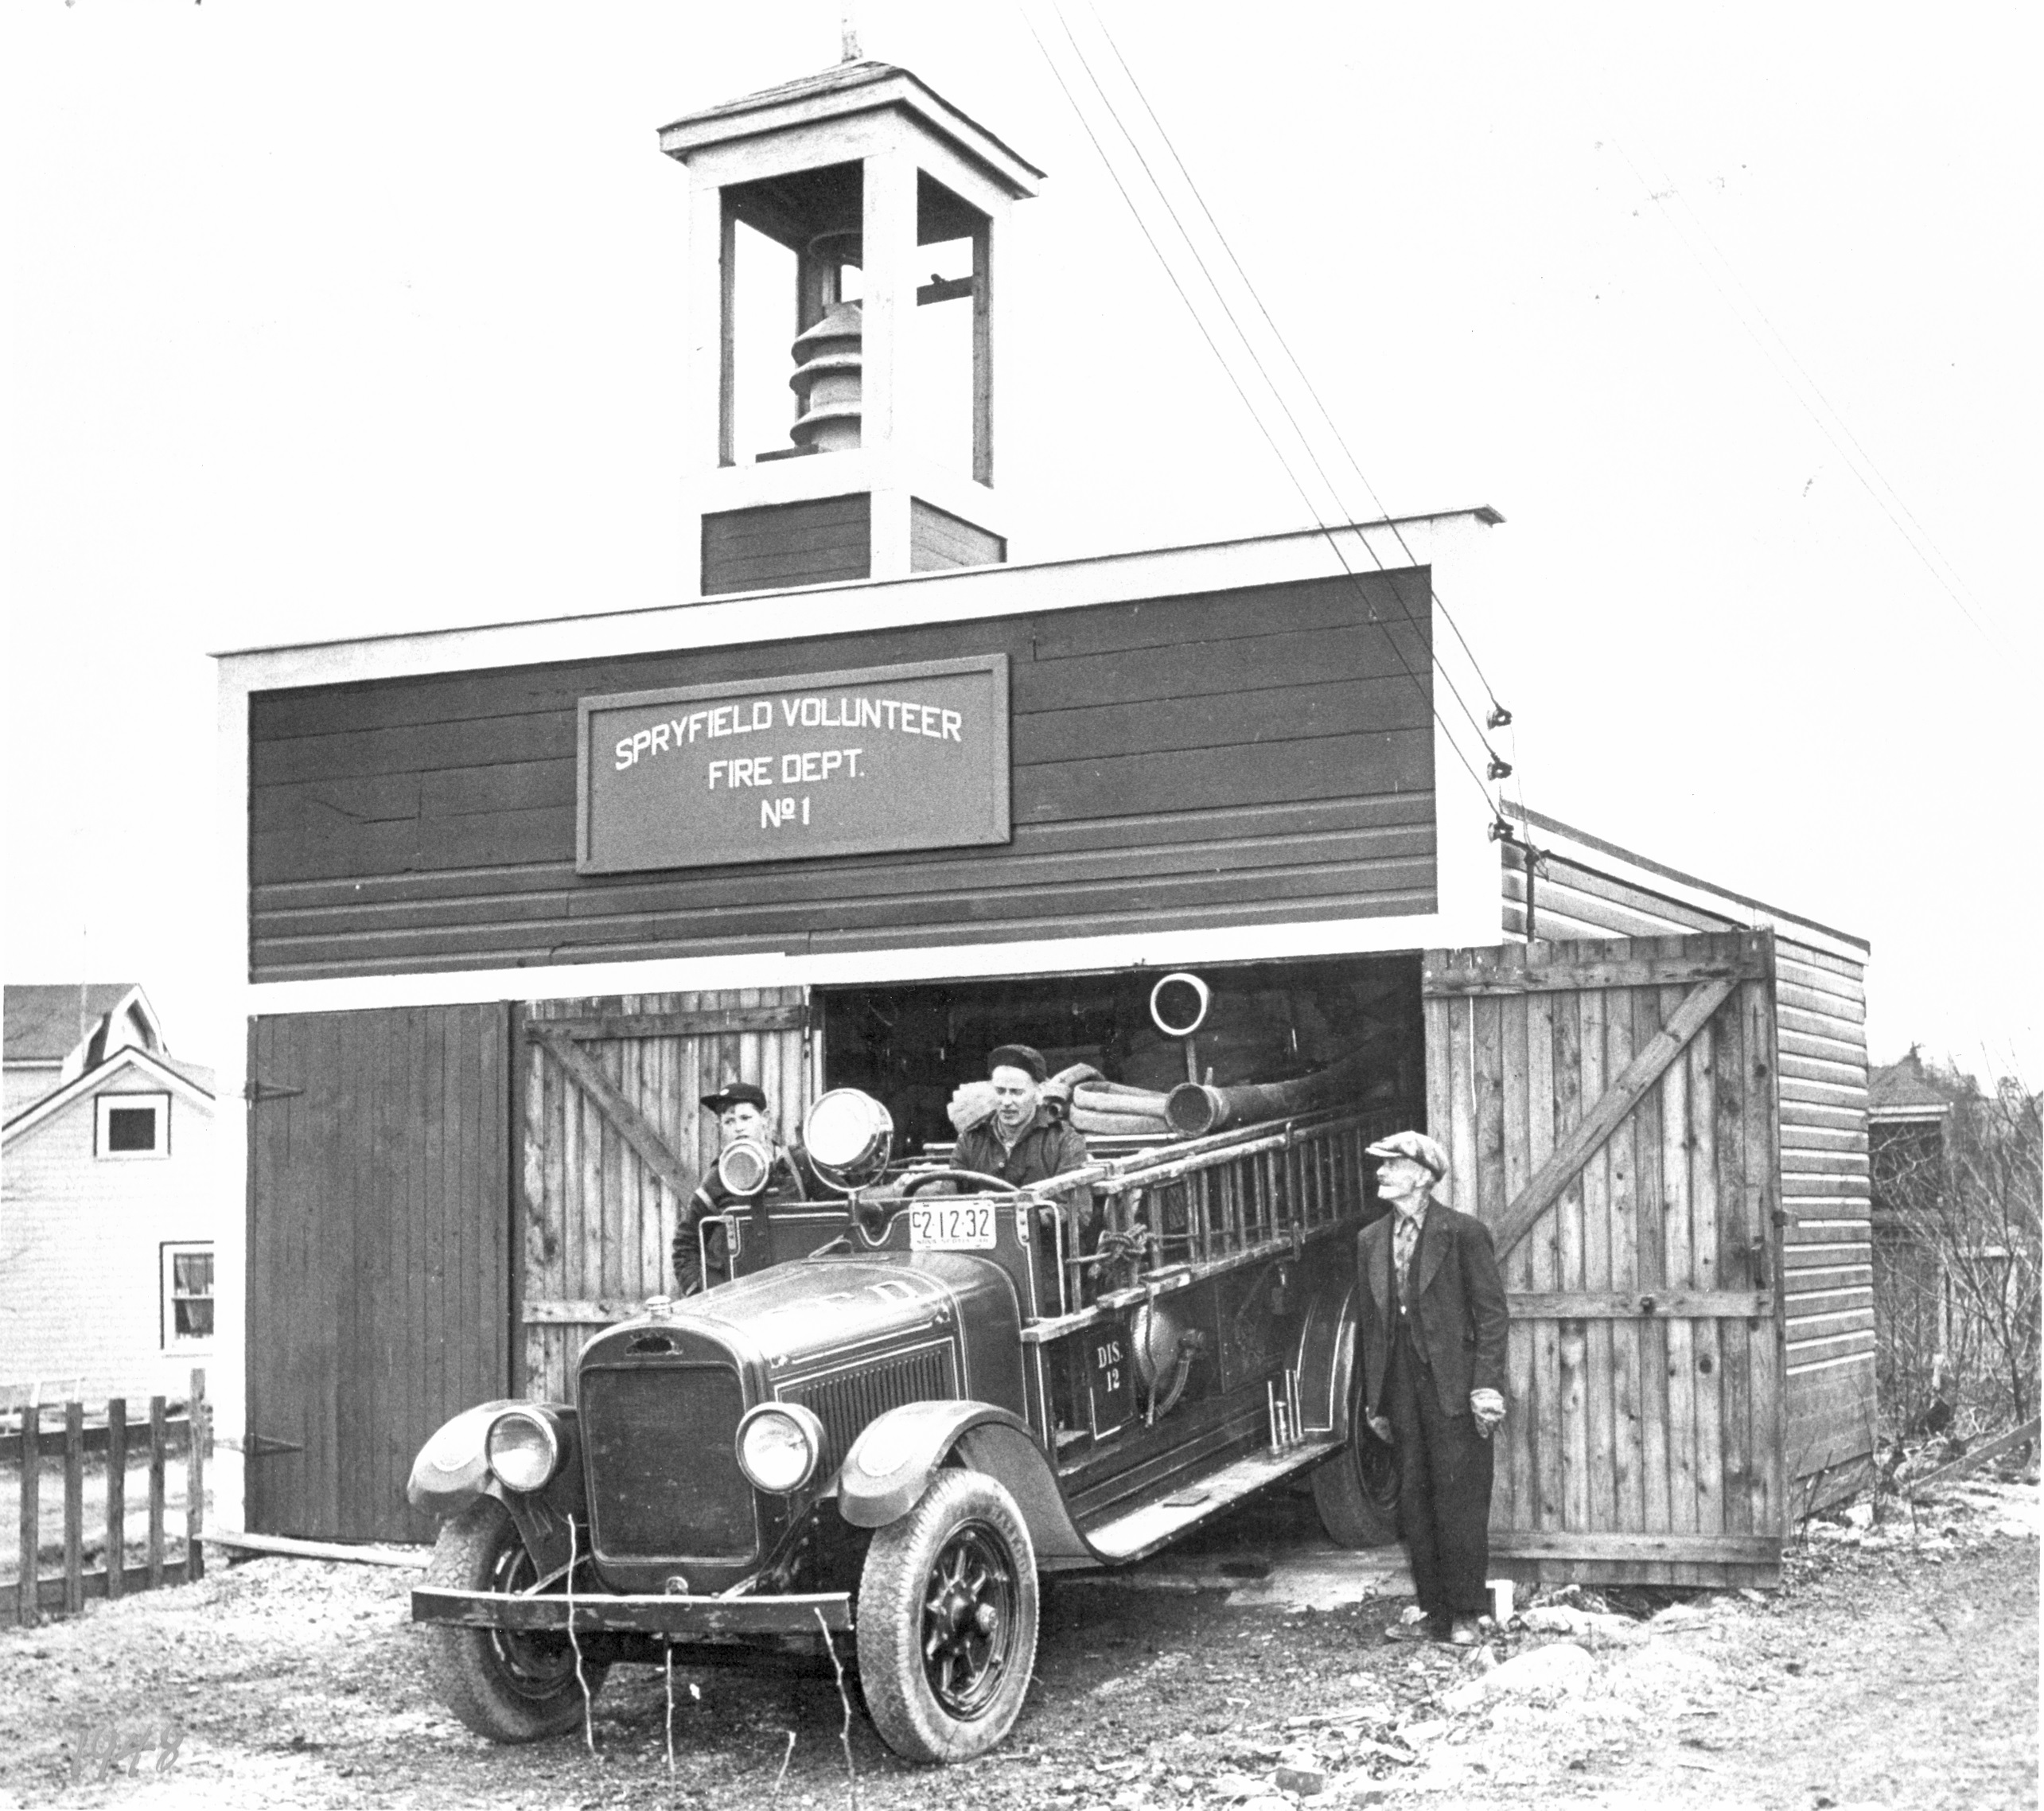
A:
[
  {"left": 579, "top": 1364, "right": 755, "bottom": 1562},
  {"left": 785, "top": 1344, "right": 957, "bottom": 1474}
]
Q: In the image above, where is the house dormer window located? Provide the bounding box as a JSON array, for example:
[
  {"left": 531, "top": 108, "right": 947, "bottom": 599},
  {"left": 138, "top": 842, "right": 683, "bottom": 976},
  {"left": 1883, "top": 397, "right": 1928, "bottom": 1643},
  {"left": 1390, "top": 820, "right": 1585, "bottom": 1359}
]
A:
[{"left": 95, "top": 1092, "right": 169, "bottom": 1158}]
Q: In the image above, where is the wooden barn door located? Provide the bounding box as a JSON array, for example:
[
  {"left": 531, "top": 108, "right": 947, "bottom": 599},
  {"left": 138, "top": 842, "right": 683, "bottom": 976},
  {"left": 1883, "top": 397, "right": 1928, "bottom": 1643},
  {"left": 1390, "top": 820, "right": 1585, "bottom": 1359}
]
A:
[
  {"left": 247, "top": 1004, "right": 512, "bottom": 1542},
  {"left": 1423, "top": 932, "right": 1785, "bottom": 1586},
  {"left": 520, "top": 989, "right": 810, "bottom": 1401}
]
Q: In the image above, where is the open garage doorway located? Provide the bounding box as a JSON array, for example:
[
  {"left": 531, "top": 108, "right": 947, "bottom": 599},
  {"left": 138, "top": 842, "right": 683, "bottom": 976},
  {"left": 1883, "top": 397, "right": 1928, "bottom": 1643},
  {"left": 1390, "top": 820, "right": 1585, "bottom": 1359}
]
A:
[{"left": 815, "top": 952, "right": 1425, "bottom": 1159}]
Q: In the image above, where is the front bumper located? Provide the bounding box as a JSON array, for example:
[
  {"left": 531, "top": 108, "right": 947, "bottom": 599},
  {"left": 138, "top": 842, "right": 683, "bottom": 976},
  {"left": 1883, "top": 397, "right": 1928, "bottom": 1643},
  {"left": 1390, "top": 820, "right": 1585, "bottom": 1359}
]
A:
[{"left": 411, "top": 1585, "right": 853, "bottom": 1636}]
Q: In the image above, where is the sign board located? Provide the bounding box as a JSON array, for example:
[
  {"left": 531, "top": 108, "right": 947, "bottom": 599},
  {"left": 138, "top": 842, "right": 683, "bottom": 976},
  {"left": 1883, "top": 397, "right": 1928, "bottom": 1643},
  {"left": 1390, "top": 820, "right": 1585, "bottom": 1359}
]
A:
[{"left": 577, "top": 654, "right": 1010, "bottom": 874}]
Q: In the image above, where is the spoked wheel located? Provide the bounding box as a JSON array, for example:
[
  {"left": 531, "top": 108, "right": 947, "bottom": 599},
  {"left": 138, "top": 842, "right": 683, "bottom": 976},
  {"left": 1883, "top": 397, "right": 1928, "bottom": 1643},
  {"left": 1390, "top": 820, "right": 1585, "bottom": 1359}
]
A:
[
  {"left": 920, "top": 1517, "right": 1020, "bottom": 1718},
  {"left": 422, "top": 1497, "right": 609, "bottom": 1742},
  {"left": 857, "top": 1469, "right": 1038, "bottom": 1762}
]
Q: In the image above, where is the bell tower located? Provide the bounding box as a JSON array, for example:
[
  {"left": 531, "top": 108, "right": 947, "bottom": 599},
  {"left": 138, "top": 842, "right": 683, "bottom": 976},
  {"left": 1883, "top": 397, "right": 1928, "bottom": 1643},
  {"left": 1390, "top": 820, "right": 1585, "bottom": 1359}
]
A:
[{"left": 660, "top": 63, "right": 1042, "bottom": 598}]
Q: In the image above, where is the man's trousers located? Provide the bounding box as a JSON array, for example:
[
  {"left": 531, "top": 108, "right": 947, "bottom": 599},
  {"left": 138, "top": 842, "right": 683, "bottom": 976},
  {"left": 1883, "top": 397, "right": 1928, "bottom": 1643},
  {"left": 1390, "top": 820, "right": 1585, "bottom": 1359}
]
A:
[{"left": 1384, "top": 1315, "right": 1495, "bottom": 1619}]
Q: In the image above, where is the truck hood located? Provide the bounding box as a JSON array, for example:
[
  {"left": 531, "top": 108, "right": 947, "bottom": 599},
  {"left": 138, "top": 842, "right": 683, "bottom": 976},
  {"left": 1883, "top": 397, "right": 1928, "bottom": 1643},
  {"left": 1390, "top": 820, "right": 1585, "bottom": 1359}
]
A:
[{"left": 579, "top": 1252, "right": 1025, "bottom": 1408}]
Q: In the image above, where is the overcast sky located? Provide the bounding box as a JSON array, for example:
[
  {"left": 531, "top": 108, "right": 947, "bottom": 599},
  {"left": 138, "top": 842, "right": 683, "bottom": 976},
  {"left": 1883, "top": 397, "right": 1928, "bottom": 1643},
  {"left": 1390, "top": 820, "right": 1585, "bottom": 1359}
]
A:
[{"left": 2, "top": 2, "right": 2037, "bottom": 1083}]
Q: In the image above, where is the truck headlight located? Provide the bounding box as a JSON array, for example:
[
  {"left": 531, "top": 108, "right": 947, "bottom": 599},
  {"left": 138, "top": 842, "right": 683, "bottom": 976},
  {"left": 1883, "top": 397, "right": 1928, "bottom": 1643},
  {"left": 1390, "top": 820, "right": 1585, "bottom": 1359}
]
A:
[
  {"left": 717, "top": 1136, "right": 774, "bottom": 1198},
  {"left": 735, "top": 1403, "right": 825, "bottom": 1494},
  {"left": 803, "top": 1089, "right": 894, "bottom": 1193},
  {"left": 485, "top": 1408, "right": 562, "bottom": 1494}
]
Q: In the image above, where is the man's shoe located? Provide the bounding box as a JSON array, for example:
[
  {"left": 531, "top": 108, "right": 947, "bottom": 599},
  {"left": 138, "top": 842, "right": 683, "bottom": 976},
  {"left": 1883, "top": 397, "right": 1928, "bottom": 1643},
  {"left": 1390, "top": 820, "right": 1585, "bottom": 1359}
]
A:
[
  {"left": 1445, "top": 1616, "right": 1481, "bottom": 1646},
  {"left": 1382, "top": 1614, "right": 1439, "bottom": 1644}
]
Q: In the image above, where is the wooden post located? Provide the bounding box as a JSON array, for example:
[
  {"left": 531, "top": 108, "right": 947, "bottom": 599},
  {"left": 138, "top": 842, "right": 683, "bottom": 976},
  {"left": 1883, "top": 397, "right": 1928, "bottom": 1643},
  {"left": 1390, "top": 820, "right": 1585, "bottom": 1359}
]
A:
[
  {"left": 105, "top": 1398, "right": 127, "bottom": 1600},
  {"left": 717, "top": 193, "right": 737, "bottom": 468},
  {"left": 971, "top": 216, "right": 994, "bottom": 485},
  {"left": 185, "top": 1369, "right": 206, "bottom": 1583},
  {"left": 148, "top": 1397, "right": 168, "bottom": 1590},
  {"left": 16, "top": 1402, "right": 40, "bottom": 1627},
  {"left": 63, "top": 1403, "right": 84, "bottom": 1615}
]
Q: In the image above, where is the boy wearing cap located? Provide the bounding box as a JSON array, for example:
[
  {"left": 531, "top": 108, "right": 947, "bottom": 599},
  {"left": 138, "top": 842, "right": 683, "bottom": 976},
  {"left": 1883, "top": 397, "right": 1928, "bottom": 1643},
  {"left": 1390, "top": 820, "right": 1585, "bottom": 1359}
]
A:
[
  {"left": 1356, "top": 1129, "right": 1510, "bottom": 1646},
  {"left": 672, "top": 1081, "right": 811, "bottom": 1295},
  {"left": 952, "top": 1043, "right": 1091, "bottom": 1310}
]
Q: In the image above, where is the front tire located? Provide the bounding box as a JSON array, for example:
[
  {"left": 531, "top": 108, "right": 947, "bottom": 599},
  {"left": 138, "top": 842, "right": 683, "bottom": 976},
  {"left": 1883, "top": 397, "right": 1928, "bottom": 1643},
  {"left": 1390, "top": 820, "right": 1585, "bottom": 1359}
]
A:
[
  {"left": 856, "top": 1468, "right": 1038, "bottom": 1763},
  {"left": 1311, "top": 1424, "right": 1401, "bottom": 1548},
  {"left": 423, "top": 1496, "right": 609, "bottom": 1743}
]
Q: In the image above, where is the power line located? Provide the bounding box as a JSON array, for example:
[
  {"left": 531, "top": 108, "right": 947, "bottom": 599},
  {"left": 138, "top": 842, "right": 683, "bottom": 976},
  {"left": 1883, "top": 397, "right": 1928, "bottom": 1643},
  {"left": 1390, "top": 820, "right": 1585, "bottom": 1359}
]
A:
[
  {"left": 1046, "top": 2, "right": 1504, "bottom": 759},
  {"left": 1019, "top": 6, "right": 1508, "bottom": 815},
  {"left": 1077, "top": 0, "right": 1515, "bottom": 724},
  {"left": 1598, "top": 126, "right": 2010, "bottom": 658}
]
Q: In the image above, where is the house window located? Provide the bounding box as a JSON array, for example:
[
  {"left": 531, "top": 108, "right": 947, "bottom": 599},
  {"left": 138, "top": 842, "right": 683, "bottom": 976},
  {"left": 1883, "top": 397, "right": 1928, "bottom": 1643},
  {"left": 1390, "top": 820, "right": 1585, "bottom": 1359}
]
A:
[
  {"left": 96, "top": 1092, "right": 169, "bottom": 1159},
  {"left": 162, "top": 1244, "right": 215, "bottom": 1347}
]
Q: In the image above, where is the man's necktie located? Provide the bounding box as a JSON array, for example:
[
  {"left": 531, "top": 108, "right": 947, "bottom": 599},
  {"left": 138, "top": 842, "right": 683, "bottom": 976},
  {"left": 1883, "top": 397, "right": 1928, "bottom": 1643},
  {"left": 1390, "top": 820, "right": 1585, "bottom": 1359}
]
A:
[{"left": 1393, "top": 1213, "right": 1419, "bottom": 1303}]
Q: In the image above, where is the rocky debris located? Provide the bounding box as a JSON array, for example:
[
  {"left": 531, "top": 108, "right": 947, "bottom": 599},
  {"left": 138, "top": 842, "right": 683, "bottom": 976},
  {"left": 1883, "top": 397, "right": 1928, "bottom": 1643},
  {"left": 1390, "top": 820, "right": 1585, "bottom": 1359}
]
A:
[
  {"left": 1441, "top": 1639, "right": 1593, "bottom": 1711},
  {"left": 1271, "top": 1744, "right": 1327, "bottom": 1793},
  {"left": 1518, "top": 1604, "right": 1647, "bottom": 1645}
]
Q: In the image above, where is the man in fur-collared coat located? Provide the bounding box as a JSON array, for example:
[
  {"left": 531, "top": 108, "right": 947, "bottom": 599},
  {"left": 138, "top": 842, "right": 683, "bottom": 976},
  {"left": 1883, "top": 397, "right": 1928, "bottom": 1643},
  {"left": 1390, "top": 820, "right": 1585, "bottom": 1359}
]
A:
[{"left": 1355, "top": 1130, "right": 1510, "bottom": 1646}]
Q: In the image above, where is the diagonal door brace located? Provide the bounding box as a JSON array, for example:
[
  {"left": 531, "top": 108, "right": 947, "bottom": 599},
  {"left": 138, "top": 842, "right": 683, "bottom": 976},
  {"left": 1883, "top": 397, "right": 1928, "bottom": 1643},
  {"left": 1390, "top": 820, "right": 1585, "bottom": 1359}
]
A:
[
  {"left": 528, "top": 1026, "right": 696, "bottom": 1202},
  {"left": 1490, "top": 974, "right": 1740, "bottom": 1261}
]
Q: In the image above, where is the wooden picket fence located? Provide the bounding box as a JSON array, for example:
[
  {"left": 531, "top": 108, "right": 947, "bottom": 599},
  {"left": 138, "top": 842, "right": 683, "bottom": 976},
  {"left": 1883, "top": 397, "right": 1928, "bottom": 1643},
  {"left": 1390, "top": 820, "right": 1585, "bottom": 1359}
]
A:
[{"left": 0, "top": 1369, "right": 207, "bottom": 1627}]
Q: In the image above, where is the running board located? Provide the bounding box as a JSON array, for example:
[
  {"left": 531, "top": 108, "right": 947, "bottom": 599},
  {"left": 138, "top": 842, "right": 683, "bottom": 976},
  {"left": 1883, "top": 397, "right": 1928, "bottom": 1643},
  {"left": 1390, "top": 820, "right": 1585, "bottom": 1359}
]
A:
[{"left": 1080, "top": 1435, "right": 1341, "bottom": 1565}]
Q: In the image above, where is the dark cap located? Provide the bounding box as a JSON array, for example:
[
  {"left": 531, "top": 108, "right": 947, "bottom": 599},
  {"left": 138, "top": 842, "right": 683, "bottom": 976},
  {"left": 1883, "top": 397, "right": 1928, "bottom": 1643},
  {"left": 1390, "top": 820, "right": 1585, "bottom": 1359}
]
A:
[
  {"left": 700, "top": 1080, "right": 769, "bottom": 1115},
  {"left": 987, "top": 1043, "right": 1048, "bottom": 1083}
]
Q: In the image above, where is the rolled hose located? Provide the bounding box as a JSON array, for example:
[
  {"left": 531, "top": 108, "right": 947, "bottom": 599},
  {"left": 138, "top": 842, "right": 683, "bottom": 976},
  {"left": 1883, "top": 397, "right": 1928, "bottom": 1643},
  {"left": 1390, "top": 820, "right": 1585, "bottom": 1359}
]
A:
[
  {"left": 1070, "top": 1107, "right": 1171, "bottom": 1136},
  {"left": 1051, "top": 1063, "right": 1172, "bottom": 1135}
]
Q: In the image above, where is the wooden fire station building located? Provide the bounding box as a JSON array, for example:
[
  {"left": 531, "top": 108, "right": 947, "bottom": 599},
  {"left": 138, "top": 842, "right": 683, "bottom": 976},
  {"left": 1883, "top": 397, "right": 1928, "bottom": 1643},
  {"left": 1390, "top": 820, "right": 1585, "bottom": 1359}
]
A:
[{"left": 213, "top": 61, "right": 1875, "bottom": 1583}]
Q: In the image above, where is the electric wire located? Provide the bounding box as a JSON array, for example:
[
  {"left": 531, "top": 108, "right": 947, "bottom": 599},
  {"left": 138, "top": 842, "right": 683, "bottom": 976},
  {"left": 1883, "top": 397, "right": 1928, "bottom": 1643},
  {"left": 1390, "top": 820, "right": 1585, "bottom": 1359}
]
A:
[
  {"left": 1018, "top": 6, "right": 1503, "bottom": 813},
  {"left": 1069, "top": 0, "right": 1538, "bottom": 845},
  {"left": 1045, "top": 2, "right": 1505, "bottom": 762},
  {"left": 1601, "top": 128, "right": 2008, "bottom": 657},
  {"left": 1077, "top": 0, "right": 1515, "bottom": 722}
]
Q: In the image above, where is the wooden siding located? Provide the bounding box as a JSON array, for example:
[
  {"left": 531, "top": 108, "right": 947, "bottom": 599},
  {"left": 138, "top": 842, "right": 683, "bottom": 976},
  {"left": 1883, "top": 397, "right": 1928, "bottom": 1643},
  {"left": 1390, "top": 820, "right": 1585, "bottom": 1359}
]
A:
[
  {"left": 249, "top": 568, "right": 1438, "bottom": 979},
  {"left": 247, "top": 1005, "right": 510, "bottom": 1542},
  {"left": 1426, "top": 933, "right": 1785, "bottom": 1587},
  {"left": 701, "top": 493, "right": 871, "bottom": 596},
  {"left": 519, "top": 990, "right": 809, "bottom": 1402},
  {"left": 1501, "top": 839, "right": 1875, "bottom": 1496},
  {"left": 909, "top": 497, "right": 1005, "bottom": 571},
  {"left": 0, "top": 1082, "right": 217, "bottom": 1404}
]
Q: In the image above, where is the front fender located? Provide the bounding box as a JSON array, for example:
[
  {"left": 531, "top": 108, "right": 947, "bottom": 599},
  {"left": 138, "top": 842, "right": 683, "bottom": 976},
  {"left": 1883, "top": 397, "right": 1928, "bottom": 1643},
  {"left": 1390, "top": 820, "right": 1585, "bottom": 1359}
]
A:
[
  {"left": 407, "top": 1401, "right": 586, "bottom": 1530},
  {"left": 839, "top": 1400, "right": 1094, "bottom": 1565},
  {"left": 1291, "top": 1259, "right": 1360, "bottom": 1444}
]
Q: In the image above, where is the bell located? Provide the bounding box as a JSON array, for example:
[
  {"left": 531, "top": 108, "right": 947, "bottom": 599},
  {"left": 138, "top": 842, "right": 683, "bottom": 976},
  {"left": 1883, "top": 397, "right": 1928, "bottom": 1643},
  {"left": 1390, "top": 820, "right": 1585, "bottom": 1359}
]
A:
[{"left": 788, "top": 299, "right": 864, "bottom": 453}]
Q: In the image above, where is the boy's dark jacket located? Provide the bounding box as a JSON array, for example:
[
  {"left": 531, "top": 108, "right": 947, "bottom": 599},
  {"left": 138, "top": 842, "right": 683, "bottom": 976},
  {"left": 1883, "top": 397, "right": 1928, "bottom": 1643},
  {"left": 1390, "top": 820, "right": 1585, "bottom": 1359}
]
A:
[{"left": 1355, "top": 1202, "right": 1511, "bottom": 1420}]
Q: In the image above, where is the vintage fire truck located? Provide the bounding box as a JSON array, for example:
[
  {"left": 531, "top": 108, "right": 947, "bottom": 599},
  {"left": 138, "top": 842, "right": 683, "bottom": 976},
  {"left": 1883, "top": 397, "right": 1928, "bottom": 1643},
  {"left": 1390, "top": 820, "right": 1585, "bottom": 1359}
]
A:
[{"left": 407, "top": 980, "right": 1400, "bottom": 1764}]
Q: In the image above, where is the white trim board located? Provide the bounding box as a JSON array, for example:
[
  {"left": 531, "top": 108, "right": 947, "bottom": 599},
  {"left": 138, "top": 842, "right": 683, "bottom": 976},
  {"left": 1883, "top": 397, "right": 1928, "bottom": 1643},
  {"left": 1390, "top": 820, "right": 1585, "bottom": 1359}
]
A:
[
  {"left": 212, "top": 512, "right": 1493, "bottom": 688},
  {"left": 239, "top": 904, "right": 1497, "bottom": 1019}
]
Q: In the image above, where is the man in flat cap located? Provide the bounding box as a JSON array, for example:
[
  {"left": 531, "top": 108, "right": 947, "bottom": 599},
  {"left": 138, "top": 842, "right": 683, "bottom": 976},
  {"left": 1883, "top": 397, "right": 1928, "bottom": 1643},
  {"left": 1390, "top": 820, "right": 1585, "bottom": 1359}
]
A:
[
  {"left": 672, "top": 1081, "right": 811, "bottom": 1295},
  {"left": 952, "top": 1043, "right": 1091, "bottom": 1311},
  {"left": 1355, "top": 1129, "right": 1510, "bottom": 1646}
]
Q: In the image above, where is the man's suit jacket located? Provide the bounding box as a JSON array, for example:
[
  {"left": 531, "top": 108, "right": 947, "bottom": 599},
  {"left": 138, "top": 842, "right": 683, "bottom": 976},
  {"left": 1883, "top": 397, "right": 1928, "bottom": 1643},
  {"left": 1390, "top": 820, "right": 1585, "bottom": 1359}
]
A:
[{"left": 1356, "top": 1201, "right": 1511, "bottom": 1420}]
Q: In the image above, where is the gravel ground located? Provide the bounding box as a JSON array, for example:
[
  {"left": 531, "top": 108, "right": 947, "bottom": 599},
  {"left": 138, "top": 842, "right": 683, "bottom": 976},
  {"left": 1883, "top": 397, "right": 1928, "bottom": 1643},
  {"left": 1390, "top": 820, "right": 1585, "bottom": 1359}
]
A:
[{"left": 0, "top": 1474, "right": 2033, "bottom": 1811}]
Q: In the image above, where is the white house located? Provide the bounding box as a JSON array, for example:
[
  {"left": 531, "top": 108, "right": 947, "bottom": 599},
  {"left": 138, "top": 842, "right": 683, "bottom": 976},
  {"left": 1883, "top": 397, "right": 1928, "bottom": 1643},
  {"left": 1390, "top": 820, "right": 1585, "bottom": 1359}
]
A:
[{"left": 1, "top": 985, "right": 219, "bottom": 1404}]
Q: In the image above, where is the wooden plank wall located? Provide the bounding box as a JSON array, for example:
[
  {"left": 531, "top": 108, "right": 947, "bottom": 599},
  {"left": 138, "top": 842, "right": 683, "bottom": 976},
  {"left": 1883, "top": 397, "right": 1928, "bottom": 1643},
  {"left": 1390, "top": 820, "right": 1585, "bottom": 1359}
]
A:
[
  {"left": 1427, "top": 936, "right": 1783, "bottom": 1587},
  {"left": 1500, "top": 832, "right": 1876, "bottom": 1504},
  {"left": 249, "top": 569, "right": 1437, "bottom": 979},
  {"left": 520, "top": 989, "right": 808, "bottom": 1402},
  {"left": 909, "top": 498, "right": 1005, "bottom": 571},
  {"left": 247, "top": 1005, "right": 510, "bottom": 1542},
  {"left": 701, "top": 493, "right": 872, "bottom": 596}
]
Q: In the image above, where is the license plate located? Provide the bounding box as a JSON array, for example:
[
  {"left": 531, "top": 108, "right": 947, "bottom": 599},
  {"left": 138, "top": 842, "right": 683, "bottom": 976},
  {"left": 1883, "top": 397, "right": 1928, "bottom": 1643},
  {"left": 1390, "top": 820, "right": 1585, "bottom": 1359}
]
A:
[{"left": 909, "top": 1202, "right": 997, "bottom": 1250}]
